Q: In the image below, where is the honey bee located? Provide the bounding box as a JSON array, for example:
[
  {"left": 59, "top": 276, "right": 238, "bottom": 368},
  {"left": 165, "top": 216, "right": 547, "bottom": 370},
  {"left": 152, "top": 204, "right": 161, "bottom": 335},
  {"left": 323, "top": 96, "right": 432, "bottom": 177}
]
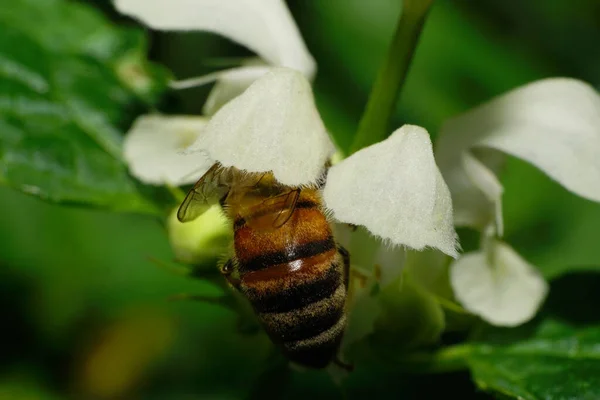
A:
[{"left": 177, "top": 163, "right": 350, "bottom": 369}]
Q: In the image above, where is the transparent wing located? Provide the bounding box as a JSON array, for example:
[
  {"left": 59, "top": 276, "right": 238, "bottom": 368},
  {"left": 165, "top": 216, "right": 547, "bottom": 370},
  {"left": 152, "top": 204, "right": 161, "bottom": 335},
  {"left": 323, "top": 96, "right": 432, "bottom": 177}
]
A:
[
  {"left": 240, "top": 188, "right": 301, "bottom": 231},
  {"left": 177, "top": 163, "right": 230, "bottom": 222}
]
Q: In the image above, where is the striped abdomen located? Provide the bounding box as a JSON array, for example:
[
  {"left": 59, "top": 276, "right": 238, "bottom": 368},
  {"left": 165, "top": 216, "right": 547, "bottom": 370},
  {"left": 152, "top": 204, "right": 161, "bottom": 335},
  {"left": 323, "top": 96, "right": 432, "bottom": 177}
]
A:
[{"left": 234, "top": 196, "right": 347, "bottom": 368}]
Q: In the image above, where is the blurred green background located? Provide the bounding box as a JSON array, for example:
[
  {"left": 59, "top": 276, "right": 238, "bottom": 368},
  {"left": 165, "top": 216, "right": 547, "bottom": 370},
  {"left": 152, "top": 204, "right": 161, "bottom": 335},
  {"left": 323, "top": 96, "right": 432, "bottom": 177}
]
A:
[{"left": 1, "top": 0, "right": 599, "bottom": 398}]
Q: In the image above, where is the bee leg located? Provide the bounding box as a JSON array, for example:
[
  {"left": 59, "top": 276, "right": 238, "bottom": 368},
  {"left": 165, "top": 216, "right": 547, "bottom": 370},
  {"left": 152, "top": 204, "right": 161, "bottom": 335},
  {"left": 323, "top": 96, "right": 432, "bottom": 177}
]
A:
[
  {"left": 218, "top": 189, "right": 230, "bottom": 210},
  {"left": 336, "top": 246, "right": 356, "bottom": 372},
  {"left": 221, "top": 259, "right": 260, "bottom": 335},
  {"left": 333, "top": 357, "right": 354, "bottom": 372},
  {"left": 338, "top": 245, "right": 351, "bottom": 289},
  {"left": 220, "top": 259, "right": 241, "bottom": 291}
]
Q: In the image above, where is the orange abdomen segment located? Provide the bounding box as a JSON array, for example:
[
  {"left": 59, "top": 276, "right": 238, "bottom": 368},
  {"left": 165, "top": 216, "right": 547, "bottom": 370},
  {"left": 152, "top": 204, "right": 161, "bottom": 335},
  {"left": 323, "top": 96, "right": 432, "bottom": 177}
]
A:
[
  {"left": 234, "top": 205, "right": 333, "bottom": 269},
  {"left": 234, "top": 203, "right": 347, "bottom": 368}
]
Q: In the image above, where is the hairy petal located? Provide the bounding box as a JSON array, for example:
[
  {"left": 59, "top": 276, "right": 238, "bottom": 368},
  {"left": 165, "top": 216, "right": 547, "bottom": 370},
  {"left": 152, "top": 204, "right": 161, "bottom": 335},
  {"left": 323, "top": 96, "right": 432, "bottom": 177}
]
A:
[
  {"left": 437, "top": 78, "right": 600, "bottom": 229},
  {"left": 123, "top": 115, "right": 212, "bottom": 185},
  {"left": 114, "top": 0, "right": 315, "bottom": 78},
  {"left": 324, "top": 125, "right": 459, "bottom": 257},
  {"left": 186, "top": 68, "right": 334, "bottom": 186},
  {"left": 170, "top": 62, "right": 272, "bottom": 116},
  {"left": 201, "top": 64, "right": 271, "bottom": 115},
  {"left": 450, "top": 241, "right": 548, "bottom": 326}
]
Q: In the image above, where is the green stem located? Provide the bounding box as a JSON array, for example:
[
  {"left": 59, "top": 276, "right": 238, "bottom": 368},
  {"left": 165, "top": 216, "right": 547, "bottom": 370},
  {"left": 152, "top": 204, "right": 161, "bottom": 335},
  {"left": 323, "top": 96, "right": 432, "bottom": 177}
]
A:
[
  {"left": 399, "top": 343, "right": 472, "bottom": 373},
  {"left": 350, "top": 0, "right": 434, "bottom": 154}
]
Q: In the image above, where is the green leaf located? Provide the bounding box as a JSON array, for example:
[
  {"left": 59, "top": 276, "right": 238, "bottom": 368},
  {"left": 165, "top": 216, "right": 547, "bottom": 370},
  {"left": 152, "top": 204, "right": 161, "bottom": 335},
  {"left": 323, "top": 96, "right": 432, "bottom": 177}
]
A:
[
  {"left": 467, "top": 271, "right": 600, "bottom": 399},
  {"left": 0, "top": 0, "right": 169, "bottom": 214}
]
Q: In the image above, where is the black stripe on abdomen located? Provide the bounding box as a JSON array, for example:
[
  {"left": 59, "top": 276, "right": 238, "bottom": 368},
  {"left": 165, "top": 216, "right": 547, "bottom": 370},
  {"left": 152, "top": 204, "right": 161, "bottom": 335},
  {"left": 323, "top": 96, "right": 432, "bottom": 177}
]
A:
[
  {"left": 239, "top": 236, "right": 335, "bottom": 272},
  {"left": 245, "top": 261, "right": 341, "bottom": 313},
  {"left": 282, "top": 317, "right": 346, "bottom": 369},
  {"left": 259, "top": 285, "right": 345, "bottom": 343}
]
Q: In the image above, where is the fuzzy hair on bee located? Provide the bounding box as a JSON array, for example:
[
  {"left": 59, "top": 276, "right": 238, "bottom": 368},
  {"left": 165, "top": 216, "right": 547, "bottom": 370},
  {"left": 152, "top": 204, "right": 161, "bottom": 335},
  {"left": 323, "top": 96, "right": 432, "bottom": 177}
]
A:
[{"left": 178, "top": 163, "right": 350, "bottom": 369}]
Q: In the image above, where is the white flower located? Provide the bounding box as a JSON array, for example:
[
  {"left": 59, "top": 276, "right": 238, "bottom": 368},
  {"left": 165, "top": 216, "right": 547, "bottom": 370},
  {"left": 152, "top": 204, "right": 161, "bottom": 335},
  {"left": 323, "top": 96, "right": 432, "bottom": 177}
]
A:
[
  {"left": 450, "top": 238, "right": 548, "bottom": 327},
  {"left": 126, "top": 68, "right": 458, "bottom": 259},
  {"left": 436, "top": 78, "right": 600, "bottom": 232},
  {"left": 123, "top": 115, "right": 212, "bottom": 185},
  {"left": 324, "top": 125, "right": 458, "bottom": 257},
  {"left": 114, "top": 0, "right": 316, "bottom": 114},
  {"left": 185, "top": 68, "right": 334, "bottom": 186},
  {"left": 436, "top": 78, "right": 600, "bottom": 326},
  {"left": 186, "top": 68, "right": 458, "bottom": 255}
]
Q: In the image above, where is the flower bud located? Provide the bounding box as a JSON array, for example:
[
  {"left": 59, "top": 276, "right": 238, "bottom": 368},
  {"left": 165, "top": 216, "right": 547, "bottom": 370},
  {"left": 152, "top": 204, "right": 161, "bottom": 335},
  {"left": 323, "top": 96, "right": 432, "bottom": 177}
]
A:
[
  {"left": 342, "top": 271, "right": 445, "bottom": 365},
  {"left": 166, "top": 204, "right": 232, "bottom": 266},
  {"left": 369, "top": 276, "right": 445, "bottom": 357}
]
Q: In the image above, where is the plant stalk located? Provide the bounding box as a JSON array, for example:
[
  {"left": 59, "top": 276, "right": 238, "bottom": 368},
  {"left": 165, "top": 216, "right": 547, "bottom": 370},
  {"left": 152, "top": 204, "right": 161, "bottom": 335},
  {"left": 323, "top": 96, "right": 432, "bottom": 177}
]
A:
[
  {"left": 399, "top": 343, "right": 472, "bottom": 373},
  {"left": 350, "top": 0, "right": 434, "bottom": 154}
]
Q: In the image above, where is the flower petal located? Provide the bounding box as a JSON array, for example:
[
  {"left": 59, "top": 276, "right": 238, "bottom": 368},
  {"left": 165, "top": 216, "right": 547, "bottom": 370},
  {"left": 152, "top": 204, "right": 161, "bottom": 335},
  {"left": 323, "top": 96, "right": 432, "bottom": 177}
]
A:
[
  {"left": 437, "top": 78, "right": 600, "bottom": 228},
  {"left": 169, "top": 61, "right": 271, "bottom": 115},
  {"left": 334, "top": 224, "right": 405, "bottom": 287},
  {"left": 436, "top": 151, "right": 497, "bottom": 231},
  {"left": 450, "top": 240, "right": 548, "bottom": 326},
  {"left": 202, "top": 64, "right": 271, "bottom": 115},
  {"left": 114, "top": 0, "right": 315, "bottom": 78},
  {"left": 462, "top": 152, "right": 504, "bottom": 235},
  {"left": 186, "top": 68, "right": 334, "bottom": 186},
  {"left": 323, "top": 125, "right": 459, "bottom": 257},
  {"left": 123, "top": 115, "right": 212, "bottom": 185}
]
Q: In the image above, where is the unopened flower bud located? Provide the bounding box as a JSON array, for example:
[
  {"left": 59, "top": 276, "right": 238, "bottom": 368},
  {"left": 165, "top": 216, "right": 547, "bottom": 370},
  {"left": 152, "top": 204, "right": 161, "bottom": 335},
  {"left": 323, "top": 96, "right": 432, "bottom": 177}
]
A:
[{"left": 167, "top": 204, "right": 232, "bottom": 265}]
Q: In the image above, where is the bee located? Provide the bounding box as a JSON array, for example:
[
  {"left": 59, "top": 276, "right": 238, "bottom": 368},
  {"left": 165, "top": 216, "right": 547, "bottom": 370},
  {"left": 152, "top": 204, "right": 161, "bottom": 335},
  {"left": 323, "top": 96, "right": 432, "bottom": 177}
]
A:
[{"left": 177, "top": 163, "right": 350, "bottom": 369}]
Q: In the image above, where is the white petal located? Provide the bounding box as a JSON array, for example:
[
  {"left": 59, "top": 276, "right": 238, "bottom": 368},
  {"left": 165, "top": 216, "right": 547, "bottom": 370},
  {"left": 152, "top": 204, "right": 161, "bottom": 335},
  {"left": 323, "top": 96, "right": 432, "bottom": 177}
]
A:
[
  {"left": 475, "top": 79, "right": 600, "bottom": 201},
  {"left": 123, "top": 115, "right": 213, "bottom": 185},
  {"left": 333, "top": 224, "right": 405, "bottom": 287},
  {"left": 114, "top": 0, "right": 315, "bottom": 78},
  {"left": 202, "top": 64, "right": 271, "bottom": 115},
  {"left": 186, "top": 68, "right": 334, "bottom": 186},
  {"left": 436, "top": 151, "right": 494, "bottom": 230},
  {"left": 438, "top": 78, "right": 600, "bottom": 228},
  {"left": 169, "top": 62, "right": 271, "bottom": 115},
  {"left": 461, "top": 152, "right": 504, "bottom": 235},
  {"left": 323, "top": 125, "right": 459, "bottom": 257},
  {"left": 450, "top": 240, "right": 548, "bottom": 326}
]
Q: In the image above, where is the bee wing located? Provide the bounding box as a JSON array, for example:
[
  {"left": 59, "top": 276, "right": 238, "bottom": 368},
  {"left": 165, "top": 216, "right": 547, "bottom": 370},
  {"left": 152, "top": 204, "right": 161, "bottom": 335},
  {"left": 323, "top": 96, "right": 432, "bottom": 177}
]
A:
[
  {"left": 177, "top": 163, "right": 230, "bottom": 222},
  {"left": 241, "top": 188, "right": 301, "bottom": 231}
]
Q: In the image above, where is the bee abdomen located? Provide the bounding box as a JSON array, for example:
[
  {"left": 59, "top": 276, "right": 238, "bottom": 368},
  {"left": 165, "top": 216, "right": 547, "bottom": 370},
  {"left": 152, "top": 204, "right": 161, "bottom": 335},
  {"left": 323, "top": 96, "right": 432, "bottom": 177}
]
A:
[
  {"left": 261, "top": 283, "right": 346, "bottom": 369},
  {"left": 248, "top": 257, "right": 340, "bottom": 313},
  {"left": 238, "top": 235, "right": 336, "bottom": 273},
  {"left": 243, "top": 258, "right": 346, "bottom": 369},
  {"left": 259, "top": 284, "right": 345, "bottom": 342},
  {"left": 281, "top": 314, "right": 346, "bottom": 369}
]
